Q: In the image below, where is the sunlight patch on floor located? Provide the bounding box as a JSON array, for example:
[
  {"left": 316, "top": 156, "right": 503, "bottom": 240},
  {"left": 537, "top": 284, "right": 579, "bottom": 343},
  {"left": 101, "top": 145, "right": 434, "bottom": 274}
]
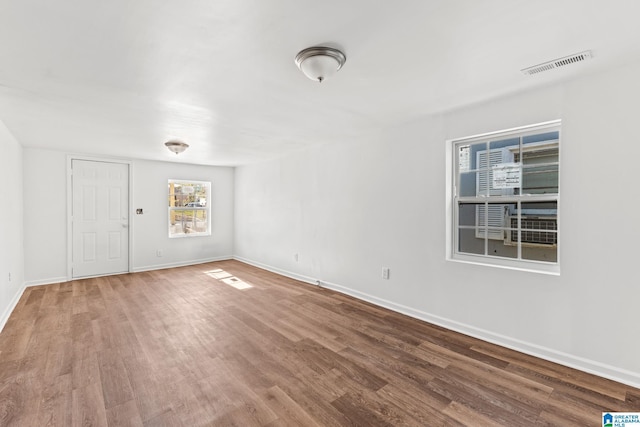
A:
[{"left": 205, "top": 269, "right": 253, "bottom": 290}]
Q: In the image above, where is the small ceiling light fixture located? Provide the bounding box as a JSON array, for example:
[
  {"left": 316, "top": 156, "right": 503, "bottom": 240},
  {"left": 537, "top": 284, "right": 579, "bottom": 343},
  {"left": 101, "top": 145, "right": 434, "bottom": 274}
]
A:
[
  {"left": 165, "top": 140, "right": 189, "bottom": 154},
  {"left": 295, "top": 46, "right": 346, "bottom": 83}
]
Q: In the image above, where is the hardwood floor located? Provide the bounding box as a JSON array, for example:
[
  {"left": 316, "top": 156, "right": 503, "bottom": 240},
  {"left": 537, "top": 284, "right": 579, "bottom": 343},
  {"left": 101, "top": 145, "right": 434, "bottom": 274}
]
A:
[{"left": 1, "top": 260, "right": 638, "bottom": 426}]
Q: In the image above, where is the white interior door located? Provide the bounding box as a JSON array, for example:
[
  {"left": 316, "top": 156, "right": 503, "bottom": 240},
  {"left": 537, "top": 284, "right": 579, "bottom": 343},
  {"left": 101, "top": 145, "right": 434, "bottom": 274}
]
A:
[{"left": 72, "top": 160, "right": 129, "bottom": 278}]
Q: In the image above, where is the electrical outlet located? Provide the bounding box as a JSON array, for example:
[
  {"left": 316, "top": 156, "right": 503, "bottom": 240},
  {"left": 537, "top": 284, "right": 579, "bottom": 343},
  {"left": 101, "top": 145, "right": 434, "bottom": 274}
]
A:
[
  {"left": 382, "top": 267, "right": 390, "bottom": 280},
  {"left": 294, "top": 253, "right": 299, "bottom": 262},
  {"left": 8, "top": 272, "right": 11, "bottom": 282},
  {"left": 156, "top": 250, "right": 163, "bottom": 257}
]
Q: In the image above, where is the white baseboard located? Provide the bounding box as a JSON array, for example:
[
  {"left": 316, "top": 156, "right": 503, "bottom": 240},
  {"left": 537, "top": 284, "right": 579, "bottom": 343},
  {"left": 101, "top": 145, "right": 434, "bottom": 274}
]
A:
[
  {"left": 20, "top": 257, "right": 234, "bottom": 287},
  {"left": 132, "top": 256, "right": 234, "bottom": 273},
  {"left": 0, "top": 283, "right": 27, "bottom": 333},
  {"left": 233, "top": 256, "right": 318, "bottom": 285},
  {"left": 233, "top": 256, "right": 640, "bottom": 389},
  {"left": 24, "top": 276, "right": 68, "bottom": 288}
]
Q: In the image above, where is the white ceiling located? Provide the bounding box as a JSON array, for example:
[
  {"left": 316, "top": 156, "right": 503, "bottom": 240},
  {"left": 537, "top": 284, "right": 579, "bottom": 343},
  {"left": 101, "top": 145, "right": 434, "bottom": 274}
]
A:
[{"left": 1, "top": 1, "right": 640, "bottom": 166}]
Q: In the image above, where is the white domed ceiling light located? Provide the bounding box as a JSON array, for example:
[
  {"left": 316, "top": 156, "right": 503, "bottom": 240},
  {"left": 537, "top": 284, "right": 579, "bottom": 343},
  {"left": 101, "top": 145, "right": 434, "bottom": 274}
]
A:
[
  {"left": 295, "top": 46, "right": 346, "bottom": 83},
  {"left": 165, "top": 140, "right": 189, "bottom": 154}
]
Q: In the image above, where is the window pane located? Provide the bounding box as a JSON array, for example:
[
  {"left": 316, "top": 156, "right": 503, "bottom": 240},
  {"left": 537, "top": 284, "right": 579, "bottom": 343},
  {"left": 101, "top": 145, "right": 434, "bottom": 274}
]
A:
[
  {"left": 458, "top": 227, "right": 485, "bottom": 255},
  {"left": 479, "top": 203, "right": 509, "bottom": 233},
  {"left": 513, "top": 201, "right": 558, "bottom": 262},
  {"left": 458, "top": 203, "right": 484, "bottom": 255},
  {"left": 476, "top": 148, "right": 493, "bottom": 197},
  {"left": 170, "top": 209, "right": 209, "bottom": 235},
  {"left": 450, "top": 122, "right": 560, "bottom": 270},
  {"left": 458, "top": 202, "right": 482, "bottom": 227},
  {"left": 520, "top": 218, "right": 557, "bottom": 245},
  {"left": 458, "top": 145, "right": 471, "bottom": 172},
  {"left": 522, "top": 243, "right": 557, "bottom": 262},
  {"left": 168, "top": 180, "right": 211, "bottom": 237},
  {"left": 470, "top": 139, "right": 519, "bottom": 198},
  {"left": 523, "top": 131, "right": 559, "bottom": 145},
  {"left": 458, "top": 171, "right": 478, "bottom": 197},
  {"left": 458, "top": 202, "right": 515, "bottom": 259},
  {"left": 520, "top": 133, "right": 559, "bottom": 195},
  {"left": 489, "top": 137, "right": 519, "bottom": 151},
  {"left": 486, "top": 202, "right": 517, "bottom": 259},
  {"left": 520, "top": 201, "right": 557, "bottom": 217},
  {"left": 169, "top": 182, "right": 209, "bottom": 207},
  {"left": 488, "top": 229, "right": 518, "bottom": 259},
  {"left": 490, "top": 138, "right": 520, "bottom": 196},
  {"left": 521, "top": 160, "right": 558, "bottom": 195}
]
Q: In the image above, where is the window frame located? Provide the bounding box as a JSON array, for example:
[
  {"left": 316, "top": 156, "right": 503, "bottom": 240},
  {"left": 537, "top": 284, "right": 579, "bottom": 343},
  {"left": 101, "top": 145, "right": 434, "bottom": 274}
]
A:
[
  {"left": 446, "top": 120, "right": 561, "bottom": 275},
  {"left": 168, "top": 179, "right": 211, "bottom": 238}
]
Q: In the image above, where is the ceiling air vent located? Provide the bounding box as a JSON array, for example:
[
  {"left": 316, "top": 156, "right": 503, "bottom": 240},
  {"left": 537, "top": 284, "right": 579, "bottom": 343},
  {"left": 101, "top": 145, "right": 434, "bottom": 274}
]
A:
[{"left": 521, "top": 50, "right": 592, "bottom": 75}]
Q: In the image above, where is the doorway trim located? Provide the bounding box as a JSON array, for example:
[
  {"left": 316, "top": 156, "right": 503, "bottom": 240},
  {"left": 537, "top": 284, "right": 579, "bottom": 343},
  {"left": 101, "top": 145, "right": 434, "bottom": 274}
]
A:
[{"left": 66, "top": 155, "right": 133, "bottom": 280}]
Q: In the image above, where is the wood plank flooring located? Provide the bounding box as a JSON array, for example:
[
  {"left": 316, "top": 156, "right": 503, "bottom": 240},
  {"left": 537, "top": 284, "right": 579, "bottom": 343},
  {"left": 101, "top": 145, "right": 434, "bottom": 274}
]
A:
[{"left": 0, "top": 260, "right": 638, "bottom": 426}]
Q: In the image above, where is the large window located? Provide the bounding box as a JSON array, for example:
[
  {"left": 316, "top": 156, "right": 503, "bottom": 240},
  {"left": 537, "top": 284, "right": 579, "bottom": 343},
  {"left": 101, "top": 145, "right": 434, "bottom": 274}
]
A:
[
  {"left": 168, "top": 180, "right": 211, "bottom": 238},
  {"left": 448, "top": 120, "right": 560, "bottom": 274}
]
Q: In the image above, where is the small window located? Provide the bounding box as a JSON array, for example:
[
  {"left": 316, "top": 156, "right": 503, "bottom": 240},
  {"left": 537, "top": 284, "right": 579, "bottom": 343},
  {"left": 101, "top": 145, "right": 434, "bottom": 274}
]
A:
[
  {"left": 448, "top": 121, "right": 560, "bottom": 274},
  {"left": 168, "top": 180, "right": 211, "bottom": 238}
]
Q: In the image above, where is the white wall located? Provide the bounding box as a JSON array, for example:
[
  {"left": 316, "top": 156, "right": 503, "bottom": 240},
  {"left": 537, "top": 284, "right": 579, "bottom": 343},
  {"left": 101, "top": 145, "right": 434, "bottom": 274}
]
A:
[
  {"left": 0, "top": 119, "right": 25, "bottom": 329},
  {"left": 23, "top": 150, "right": 234, "bottom": 284},
  {"left": 23, "top": 149, "right": 68, "bottom": 284},
  {"left": 234, "top": 59, "right": 640, "bottom": 387},
  {"left": 131, "top": 159, "right": 234, "bottom": 271}
]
